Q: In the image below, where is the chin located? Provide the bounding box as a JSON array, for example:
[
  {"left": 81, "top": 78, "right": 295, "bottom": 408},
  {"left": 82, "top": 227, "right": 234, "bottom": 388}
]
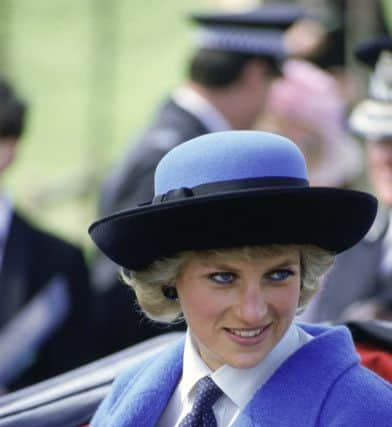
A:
[{"left": 227, "top": 355, "right": 266, "bottom": 370}]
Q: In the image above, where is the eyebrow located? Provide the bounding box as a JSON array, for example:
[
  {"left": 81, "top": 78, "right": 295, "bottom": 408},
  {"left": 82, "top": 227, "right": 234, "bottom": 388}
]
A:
[
  {"left": 265, "top": 257, "right": 301, "bottom": 270},
  {"left": 198, "top": 255, "right": 300, "bottom": 271}
]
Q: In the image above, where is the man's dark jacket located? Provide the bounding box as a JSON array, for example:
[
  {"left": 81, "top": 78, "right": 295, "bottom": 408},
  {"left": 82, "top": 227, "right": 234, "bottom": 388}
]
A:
[
  {"left": 0, "top": 211, "right": 92, "bottom": 390},
  {"left": 99, "top": 97, "right": 209, "bottom": 216}
]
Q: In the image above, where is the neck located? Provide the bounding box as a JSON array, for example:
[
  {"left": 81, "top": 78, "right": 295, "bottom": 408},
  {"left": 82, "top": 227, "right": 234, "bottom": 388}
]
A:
[{"left": 187, "top": 82, "right": 255, "bottom": 130}]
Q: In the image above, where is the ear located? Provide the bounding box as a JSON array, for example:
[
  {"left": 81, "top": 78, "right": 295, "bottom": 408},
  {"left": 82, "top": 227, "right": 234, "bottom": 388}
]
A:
[
  {"left": 162, "top": 286, "right": 179, "bottom": 301},
  {"left": 0, "top": 137, "right": 18, "bottom": 174}
]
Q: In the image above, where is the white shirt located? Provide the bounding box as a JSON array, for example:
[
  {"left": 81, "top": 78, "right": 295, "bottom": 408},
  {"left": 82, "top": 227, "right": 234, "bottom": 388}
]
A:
[
  {"left": 172, "top": 86, "right": 232, "bottom": 133},
  {"left": 380, "top": 212, "right": 392, "bottom": 276},
  {"left": 0, "top": 193, "right": 13, "bottom": 270},
  {"left": 157, "top": 324, "right": 313, "bottom": 427}
]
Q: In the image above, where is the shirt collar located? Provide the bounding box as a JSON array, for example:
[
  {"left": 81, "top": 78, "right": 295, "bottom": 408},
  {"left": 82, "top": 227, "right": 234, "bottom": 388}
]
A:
[
  {"left": 0, "top": 192, "right": 13, "bottom": 242},
  {"left": 180, "top": 323, "right": 312, "bottom": 409},
  {"left": 172, "top": 86, "right": 232, "bottom": 133},
  {"left": 384, "top": 212, "right": 392, "bottom": 242},
  {"left": 180, "top": 330, "right": 212, "bottom": 404}
]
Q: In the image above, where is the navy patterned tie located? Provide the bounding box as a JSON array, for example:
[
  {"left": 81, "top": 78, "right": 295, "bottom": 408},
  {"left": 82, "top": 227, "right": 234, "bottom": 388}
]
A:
[{"left": 179, "top": 376, "right": 223, "bottom": 427}]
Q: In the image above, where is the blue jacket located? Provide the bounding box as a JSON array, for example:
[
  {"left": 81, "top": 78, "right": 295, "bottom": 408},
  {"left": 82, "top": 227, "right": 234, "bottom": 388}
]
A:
[{"left": 91, "top": 324, "right": 392, "bottom": 426}]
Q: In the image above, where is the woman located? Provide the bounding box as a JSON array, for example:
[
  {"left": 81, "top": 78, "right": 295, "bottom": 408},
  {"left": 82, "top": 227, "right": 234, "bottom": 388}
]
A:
[
  {"left": 89, "top": 131, "right": 391, "bottom": 426},
  {"left": 260, "top": 59, "right": 363, "bottom": 187}
]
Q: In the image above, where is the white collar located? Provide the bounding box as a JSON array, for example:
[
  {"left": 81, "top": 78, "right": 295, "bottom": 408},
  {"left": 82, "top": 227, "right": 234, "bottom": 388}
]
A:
[
  {"left": 180, "top": 331, "right": 212, "bottom": 405},
  {"left": 0, "top": 192, "right": 13, "bottom": 242},
  {"left": 181, "top": 323, "right": 312, "bottom": 409},
  {"left": 172, "top": 86, "right": 232, "bottom": 133},
  {"left": 385, "top": 212, "right": 392, "bottom": 241}
]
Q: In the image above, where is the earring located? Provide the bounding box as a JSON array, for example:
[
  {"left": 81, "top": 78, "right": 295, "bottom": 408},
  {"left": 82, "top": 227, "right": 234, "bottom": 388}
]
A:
[{"left": 162, "top": 286, "right": 178, "bottom": 301}]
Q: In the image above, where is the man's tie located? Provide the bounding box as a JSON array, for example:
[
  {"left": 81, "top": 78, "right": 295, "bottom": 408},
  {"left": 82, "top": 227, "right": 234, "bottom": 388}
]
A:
[{"left": 179, "top": 376, "right": 223, "bottom": 427}]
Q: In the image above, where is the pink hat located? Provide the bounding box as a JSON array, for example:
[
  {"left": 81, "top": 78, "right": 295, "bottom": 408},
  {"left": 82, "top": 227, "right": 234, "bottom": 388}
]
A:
[
  {"left": 268, "top": 59, "right": 344, "bottom": 130},
  {"left": 265, "top": 60, "right": 363, "bottom": 187}
]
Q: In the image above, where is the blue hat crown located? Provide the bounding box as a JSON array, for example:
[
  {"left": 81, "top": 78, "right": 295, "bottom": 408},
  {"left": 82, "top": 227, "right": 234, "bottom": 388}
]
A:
[{"left": 154, "top": 131, "right": 308, "bottom": 197}]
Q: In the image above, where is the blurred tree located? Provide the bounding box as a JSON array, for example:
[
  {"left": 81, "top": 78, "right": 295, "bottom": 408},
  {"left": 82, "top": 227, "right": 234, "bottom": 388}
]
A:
[
  {"left": 88, "top": 0, "right": 119, "bottom": 180},
  {"left": 0, "top": 0, "right": 11, "bottom": 76}
]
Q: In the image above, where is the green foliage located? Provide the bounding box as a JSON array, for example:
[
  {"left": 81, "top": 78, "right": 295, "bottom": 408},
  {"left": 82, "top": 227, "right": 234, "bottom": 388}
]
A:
[{"left": 2, "top": 0, "right": 209, "bottom": 250}]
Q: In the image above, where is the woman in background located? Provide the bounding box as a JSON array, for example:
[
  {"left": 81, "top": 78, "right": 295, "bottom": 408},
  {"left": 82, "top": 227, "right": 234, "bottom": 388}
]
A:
[{"left": 261, "top": 59, "right": 363, "bottom": 188}]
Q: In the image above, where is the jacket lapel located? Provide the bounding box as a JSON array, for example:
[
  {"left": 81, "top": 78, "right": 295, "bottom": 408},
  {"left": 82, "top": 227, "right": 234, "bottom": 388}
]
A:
[
  {"left": 0, "top": 212, "right": 30, "bottom": 327},
  {"left": 233, "top": 325, "right": 358, "bottom": 427}
]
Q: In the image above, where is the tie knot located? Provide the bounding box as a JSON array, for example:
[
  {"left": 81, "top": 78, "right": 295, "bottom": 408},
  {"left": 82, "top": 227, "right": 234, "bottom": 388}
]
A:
[
  {"left": 179, "top": 376, "right": 223, "bottom": 426},
  {"left": 194, "top": 376, "right": 223, "bottom": 408}
]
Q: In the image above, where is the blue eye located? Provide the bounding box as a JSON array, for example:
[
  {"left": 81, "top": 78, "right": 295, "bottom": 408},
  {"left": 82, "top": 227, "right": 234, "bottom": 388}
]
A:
[
  {"left": 209, "top": 272, "right": 236, "bottom": 284},
  {"left": 269, "top": 269, "right": 294, "bottom": 281}
]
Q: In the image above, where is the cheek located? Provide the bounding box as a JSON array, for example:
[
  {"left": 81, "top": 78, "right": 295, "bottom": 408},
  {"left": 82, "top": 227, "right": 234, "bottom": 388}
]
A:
[
  {"left": 367, "top": 145, "right": 392, "bottom": 169},
  {"left": 367, "top": 150, "right": 382, "bottom": 168},
  {"left": 179, "top": 288, "right": 226, "bottom": 324},
  {"left": 272, "top": 284, "right": 301, "bottom": 318}
]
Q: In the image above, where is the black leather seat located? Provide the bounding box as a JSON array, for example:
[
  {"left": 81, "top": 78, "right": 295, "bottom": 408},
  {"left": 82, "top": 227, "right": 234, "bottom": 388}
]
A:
[
  {"left": 0, "top": 332, "right": 184, "bottom": 427},
  {"left": 344, "top": 320, "right": 392, "bottom": 351}
]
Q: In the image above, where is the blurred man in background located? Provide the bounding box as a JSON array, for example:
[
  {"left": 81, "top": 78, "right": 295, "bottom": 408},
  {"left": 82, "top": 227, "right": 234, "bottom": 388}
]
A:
[
  {"left": 91, "top": 4, "right": 305, "bottom": 358},
  {"left": 98, "top": 5, "right": 306, "bottom": 216},
  {"left": 303, "top": 36, "right": 392, "bottom": 323},
  {"left": 0, "top": 79, "right": 92, "bottom": 391}
]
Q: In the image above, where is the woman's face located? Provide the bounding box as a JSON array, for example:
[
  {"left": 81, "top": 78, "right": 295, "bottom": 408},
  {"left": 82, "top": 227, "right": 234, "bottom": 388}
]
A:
[
  {"left": 367, "top": 138, "right": 392, "bottom": 207},
  {"left": 175, "top": 247, "right": 301, "bottom": 370}
]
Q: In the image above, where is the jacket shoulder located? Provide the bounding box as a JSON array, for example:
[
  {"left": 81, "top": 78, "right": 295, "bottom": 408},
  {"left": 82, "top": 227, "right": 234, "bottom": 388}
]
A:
[
  {"left": 99, "top": 358, "right": 150, "bottom": 410},
  {"left": 319, "top": 363, "right": 392, "bottom": 426},
  {"left": 137, "top": 98, "right": 209, "bottom": 154},
  {"left": 91, "top": 355, "right": 160, "bottom": 425},
  {"left": 91, "top": 337, "right": 185, "bottom": 426}
]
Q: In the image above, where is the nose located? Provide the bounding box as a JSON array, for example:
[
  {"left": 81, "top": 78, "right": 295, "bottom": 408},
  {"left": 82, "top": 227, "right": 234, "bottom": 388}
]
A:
[{"left": 235, "top": 282, "right": 268, "bottom": 325}]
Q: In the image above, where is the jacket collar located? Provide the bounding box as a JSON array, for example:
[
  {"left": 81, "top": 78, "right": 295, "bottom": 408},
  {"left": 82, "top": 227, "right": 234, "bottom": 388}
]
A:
[
  {"left": 0, "top": 211, "right": 29, "bottom": 327},
  {"left": 101, "top": 325, "right": 358, "bottom": 427},
  {"left": 105, "top": 338, "right": 185, "bottom": 427},
  {"left": 172, "top": 86, "right": 232, "bottom": 133},
  {"left": 233, "top": 324, "right": 359, "bottom": 426}
]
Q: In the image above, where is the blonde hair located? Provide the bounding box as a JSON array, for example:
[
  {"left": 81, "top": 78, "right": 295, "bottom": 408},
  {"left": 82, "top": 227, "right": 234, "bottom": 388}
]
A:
[{"left": 121, "top": 245, "right": 335, "bottom": 322}]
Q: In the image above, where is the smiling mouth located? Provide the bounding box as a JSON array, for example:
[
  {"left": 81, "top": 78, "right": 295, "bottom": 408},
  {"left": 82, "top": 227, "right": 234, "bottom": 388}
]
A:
[{"left": 225, "top": 324, "right": 271, "bottom": 338}]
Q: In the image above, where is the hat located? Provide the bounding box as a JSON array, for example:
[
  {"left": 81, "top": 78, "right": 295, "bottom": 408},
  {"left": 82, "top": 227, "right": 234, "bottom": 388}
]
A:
[
  {"left": 89, "top": 131, "right": 377, "bottom": 271},
  {"left": 349, "top": 49, "right": 392, "bottom": 139},
  {"left": 190, "top": 5, "right": 305, "bottom": 59},
  {"left": 190, "top": 4, "right": 306, "bottom": 29},
  {"left": 354, "top": 36, "right": 392, "bottom": 68}
]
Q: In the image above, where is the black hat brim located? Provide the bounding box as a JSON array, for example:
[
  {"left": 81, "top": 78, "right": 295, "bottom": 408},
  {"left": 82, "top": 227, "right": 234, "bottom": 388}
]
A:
[
  {"left": 89, "top": 187, "right": 377, "bottom": 271},
  {"left": 354, "top": 36, "right": 392, "bottom": 67},
  {"left": 190, "top": 4, "right": 307, "bottom": 30}
]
